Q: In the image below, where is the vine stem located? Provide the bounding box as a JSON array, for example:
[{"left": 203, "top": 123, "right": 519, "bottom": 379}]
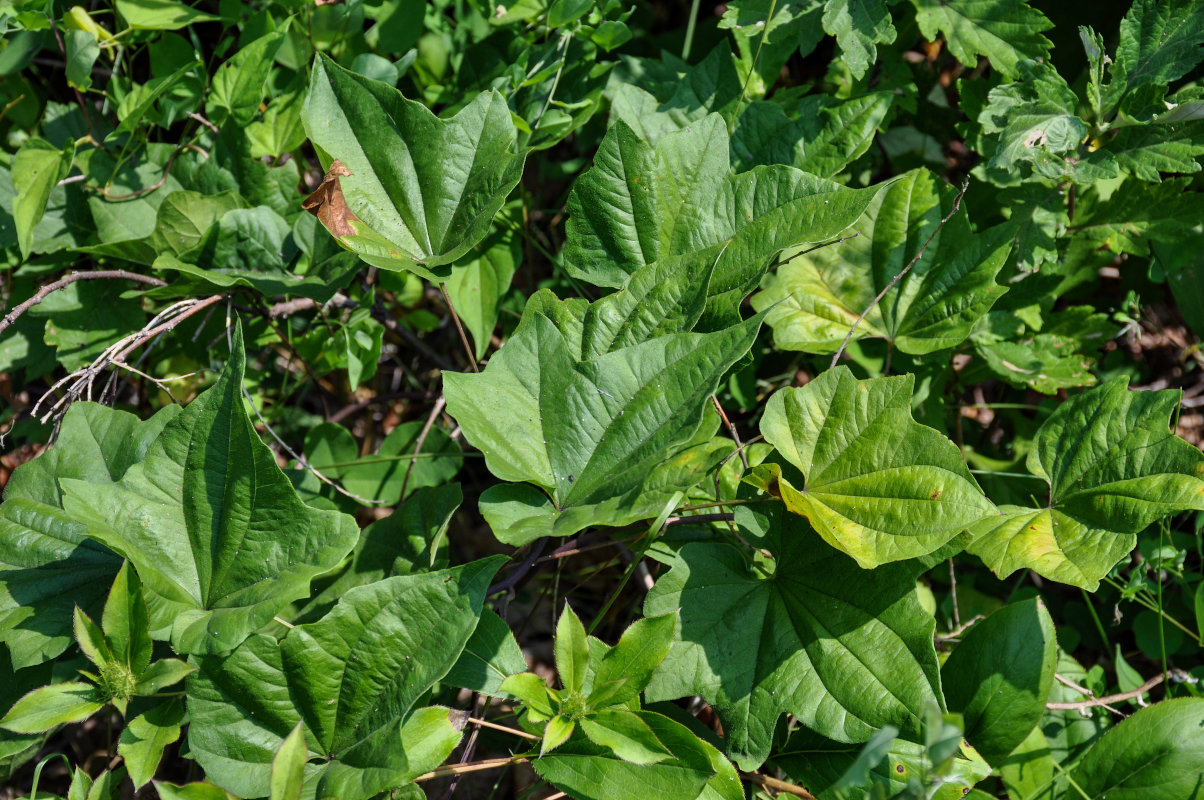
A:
[
  {"left": 829, "top": 176, "right": 971, "bottom": 369},
  {"left": 466, "top": 716, "right": 540, "bottom": 741},
  {"left": 0, "top": 270, "right": 167, "bottom": 337},
  {"left": 1046, "top": 670, "right": 1182, "bottom": 710},
  {"left": 440, "top": 283, "right": 479, "bottom": 372},
  {"left": 412, "top": 756, "right": 526, "bottom": 783},
  {"left": 681, "top": 0, "right": 702, "bottom": 59}
]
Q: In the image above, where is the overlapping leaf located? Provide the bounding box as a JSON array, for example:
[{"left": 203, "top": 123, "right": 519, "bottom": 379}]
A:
[
  {"left": 753, "top": 169, "right": 1010, "bottom": 355},
  {"left": 0, "top": 403, "right": 179, "bottom": 668},
  {"left": 644, "top": 506, "right": 944, "bottom": 769},
  {"left": 59, "top": 325, "right": 359, "bottom": 654},
  {"left": 302, "top": 54, "right": 525, "bottom": 278},
  {"left": 969, "top": 378, "right": 1204, "bottom": 588},
  {"left": 186, "top": 558, "right": 502, "bottom": 799},
  {"left": 912, "top": 0, "right": 1053, "bottom": 78},
  {"left": 754, "top": 367, "right": 996, "bottom": 567},
  {"left": 445, "top": 276, "right": 762, "bottom": 543},
  {"left": 563, "top": 113, "right": 878, "bottom": 325}
]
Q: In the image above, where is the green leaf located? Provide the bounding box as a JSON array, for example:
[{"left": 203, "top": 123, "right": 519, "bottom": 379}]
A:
[
  {"left": 0, "top": 403, "right": 178, "bottom": 668},
  {"left": 534, "top": 711, "right": 718, "bottom": 800},
  {"left": 187, "top": 558, "right": 501, "bottom": 799},
  {"left": 134, "top": 659, "right": 195, "bottom": 695},
  {"left": 821, "top": 0, "right": 896, "bottom": 80},
  {"left": 445, "top": 288, "right": 761, "bottom": 538},
  {"left": 80, "top": 189, "right": 247, "bottom": 266},
  {"left": 608, "top": 47, "right": 745, "bottom": 144},
  {"left": 977, "top": 60, "right": 1088, "bottom": 180},
  {"left": 247, "top": 75, "right": 307, "bottom": 160},
  {"left": 60, "top": 323, "right": 359, "bottom": 654},
  {"left": 911, "top": 0, "right": 1053, "bottom": 78},
  {"left": 64, "top": 29, "right": 99, "bottom": 91},
  {"left": 589, "top": 612, "right": 677, "bottom": 708},
  {"left": 720, "top": 0, "right": 825, "bottom": 93},
  {"left": 443, "top": 609, "right": 528, "bottom": 697},
  {"left": 755, "top": 367, "right": 995, "bottom": 567},
  {"left": 499, "top": 672, "right": 557, "bottom": 720},
  {"left": 206, "top": 32, "right": 284, "bottom": 126},
  {"left": 73, "top": 607, "right": 113, "bottom": 670},
  {"left": 730, "top": 93, "right": 893, "bottom": 176},
  {"left": 543, "top": 715, "right": 577, "bottom": 754},
  {"left": 0, "top": 682, "right": 105, "bottom": 733},
  {"left": 102, "top": 561, "right": 152, "bottom": 676},
  {"left": 270, "top": 723, "right": 307, "bottom": 800},
  {"left": 12, "top": 138, "right": 74, "bottom": 259},
  {"left": 644, "top": 506, "right": 944, "bottom": 769},
  {"left": 753, "top": 169, "right": 1010, "bottom": 355},
  {"left": 118, "top": 697, "right": 185, "bottom": 788},
  {"left": 1113, "top": 0, "right": 1204, "bottom": 116},
  {"left": 301, "top": 53, "right": 525, "bottom": 277},
  {"left": 33, "top": 280, "right": 144, "bottom": 372},
  {"left": 111, "top": 61, "right": 201, "bottom": 139},
  {"left": 941, "top": 599, "right": 1057, "bottom": 765},
  {"left": 563, "top": 114, "right": 878, "bottom": 324},
  {"left": 1070, "top": 178, "right": 1204, "bottom": 256},
  {"left": 580, "top": 709, "right": 673, "bottom": 764},
  {"left": 116, "top": 0, "right": 219, "bottom": 30},
  {"left": 154, "top": 782, "right": 238, "bottom": 800},
  {"left": 1071, "top": 698, "right": 1204, "bottom": 799},
  {"left": 445, "top": 225, "right": 520, "bottom": 360},
  {"left": 969, "top": 378, "right": 1204, "bottom": 588},
  {"left": 555, "top": 604, "right": 589, "bottom": 694}
]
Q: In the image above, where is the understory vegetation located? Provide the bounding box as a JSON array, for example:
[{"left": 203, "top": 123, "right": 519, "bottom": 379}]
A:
[{"left": 0, "top": 0, "right": 1203, "bottom": 798}]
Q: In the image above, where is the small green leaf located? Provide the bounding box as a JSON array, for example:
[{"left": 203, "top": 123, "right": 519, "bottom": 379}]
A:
[
  {"left": 821, "top": 0, "right": 896, "bottom": 79},
  {"left": 116, "top": 0, "right": 219, "bottom": 30},
  {"left": 543, "top": 715, "right": 577, "bottom": 755},
  {"left": 301, "top": 54, "right": 525, "bottom": 277},
  {"left": 206, "top": 32, "right": 284, "bottom": 126},
  {"left": 580, "top": 709, "right": 673, "bottom": 764},
  {"left": 270, "top": 723, "right": 307, "bottom": 800},
  {"left": 1071, "top": 698, "right": 1204, "bottom": 798},
  {"left": 444, "top": 226, "right": 520, "bottom": 360},
  {"left": 12, "top": 138, "right": 74, "bottom": 259},
  {"left": 64, "top": 29, "right": 99, "bottom": 91},
  {"left": 153, "top": 782, "right": 238, "bottom": 800},
  {"left": 118, "top": 697, "right": 185, "bottom": 787},
  {"left": 0, "top": 682, "right": 105, "bottom": 733},
  {"left": 102, "top": 561, "right": 152, "bottom": 676},
  {"left": 589, "top": 612, "right": 676, "bottom": 708},
  {"left": 73, "top": 606, "right": 113, "bottom": 670},
  {"left": 941, "top": 598, "right": 1057, "bottom": 765},
  {"left": 500, "top": 673, "right": 556, "bottom": 720},
  {"left": 757, "top": 367, "right": 996, "bottom": 567},
  {"left": 555, "top": 604, "right": 589, "bottom": 695},
  {"left": 134, "top": 658, "right": 195, "bottom": 695}
]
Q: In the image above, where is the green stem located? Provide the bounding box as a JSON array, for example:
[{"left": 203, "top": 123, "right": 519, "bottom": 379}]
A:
[
  {"left": 682, "top": 0, "right": 701, "bottom": 60},
  {"left": 1080, "top": 587, "right": 1110, "bottom": 652}
]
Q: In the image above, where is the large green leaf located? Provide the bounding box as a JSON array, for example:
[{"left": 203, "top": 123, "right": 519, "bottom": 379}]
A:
[
  {"left": 754, "top": 367, "right": 995, "bottom": 568},
  {"left": 301, "top": 54, "right": 525, "bottom": 278},
  {"left": 59, "top": 324, "right": 359, "bottom": 654},
  {"left": 644, "top": 506, "right": 944, "bottom": 769},
  {"left": 1070, "top": 699, "right": 1204, "bottom": 799},
  {"left": 562, "top": 114, "right": 878, "bottom": 325},
  {"left": 0, "top": 403, "right": 179, "bottom": 668},
  {"left": 941, "top": 599, "right": 1056, "bottom": 765},
  {"left": 533, "top": 711, "right": 719, "bottom": 800},
  {"left": 446, "top": 282, "right": 761, "bottom": 541},
  {"left": 968, "top": 378, "right": 1204, "bottom": 589},
  {"left": 911, "top": 0, "right": 1053, "bottom": 78},
  {"left": 752, "top": 169, "right": 1010, "bottom": 355},
  {"left": 186, "top": 558, "right": 502, "bottom": 799}
]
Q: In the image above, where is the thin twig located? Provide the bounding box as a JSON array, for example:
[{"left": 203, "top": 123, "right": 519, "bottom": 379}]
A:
[
  {"left": 1047, "top": 671, "right": 1186, "bottom": 710},
  {"left": 742, "top": 772, "right": 817, "bottom": 799},
  {"left": 439, "top": 283, "right": 479, "bottom": 372},
  {"left": 830, "top": 177, "right": 971, "bottom": 368},
  {"left": 488, "top": 539, "right": 549, "bottom": 596},
  {"left": 466, "top": 717, "right": 540, "bottom": 741},
  {"left": 413, "top": 756, "right": 525, "bottom": 783},
  {"left": 0, "top": 270, "right": 167, "bottom": 336},
  {"left": 711, "top": 395, "right": 748, "bottom": 470},
  {"left": 399, "top": 395, "right": 446, "bottom": 499}
]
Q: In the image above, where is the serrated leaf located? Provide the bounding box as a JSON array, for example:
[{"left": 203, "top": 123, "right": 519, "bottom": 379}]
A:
[
  {"left": 1070, "top": 177, "right": 1204, "bottom": 255},
  {"left": 0, "top": 403, "right": 179, "bottom": 668},
  {"left": 969, "top": 378, "right": 1204, "bottom": 588},
  {"left": 445, "top": 287, "right": 761, "bottom": 539},
  {"left": 118, "top": 697, "right": 185, "bottom": 788},
  {"left": 756, "top": 367, "right": 995, "bottom": 567},
  {"left": 102, "top": 561, "right": 152, "bottom": 676},
  {"left": 73, "top": 607, "right": 112, "bottom": 670},
  {"left": 589, "top": 612, "right": 676, "bottom": 708},
  {"left": 1113, "top": 0, "right": 1204, "bottom": 117},
  {"left": 821, "top": 0, "right": 896, "bottom": 80},
  {"left": 645, "top": 506, "right": 944, "bottom": 769},
  {"left": 563, "top": 114, "right": 878, "bottom": 324},
  {"left": 186, "top": 559, "right": 501, "bottom": 799},
  {"left": 534, "top": 711, "right": 718, "bottom": 800},
  {"left": 555, "top": 604, "right": 589, "bottom": 695},
  {"left": 977, "top": 60, "right": 1088, "bottom": 180},
  {"left": 580, "top": 710, "right": 674, "bottom": 764},
  {"left": 1070, "top": 698, "right": 1204, "bottom": 799},
  {"left": 301, "top": 54, "right": 525, "bottom": 277},
  {"left": 753, "top": 169, "right": 1010, "bottom": 355},
  {"left": 941, "top": 599, "right": 1056, "bottom": 765},
  {"left": 59, "top": 323, "right": 359, "bottom": 654},
  {"left": 0, "top": 682, "right": 104, "bottom": 733},
  {"left": 730, "top": 93, "right": 893, "bottom": 176},
  {"left": 134, "top": 658, "right": 195, "bottom": 695},
  {"left": 911, "top": 0, "right": 1053, "bottom": 78}
]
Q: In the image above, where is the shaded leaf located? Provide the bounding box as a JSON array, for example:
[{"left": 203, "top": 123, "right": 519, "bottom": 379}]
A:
[{"left": 912, "top": 0, "right": 1053, "bottom": 78}]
